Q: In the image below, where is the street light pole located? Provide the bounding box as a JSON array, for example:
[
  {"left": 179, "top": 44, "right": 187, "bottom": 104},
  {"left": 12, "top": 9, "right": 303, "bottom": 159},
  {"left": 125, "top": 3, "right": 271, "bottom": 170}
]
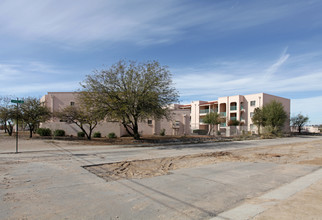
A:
[
  {"left": 11, "top": 98, "right": 24, "bottom": 154},
  {"left": 16, "top": 98, "right": 19, "bottom": 154}
]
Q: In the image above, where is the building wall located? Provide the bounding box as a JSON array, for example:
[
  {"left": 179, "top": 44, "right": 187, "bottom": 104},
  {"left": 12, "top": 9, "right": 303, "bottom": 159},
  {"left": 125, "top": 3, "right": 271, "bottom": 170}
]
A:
[
  {"left": 291, "top": 126, "right": 320, "bottom": 133},
  {"left": 40, "top": 92, "right": 190, "bottom": 137},
  {"left": 189, "top": 93, "right": 291, "bottom": 135},
  {"left": 41, "top": 92, "right": 78, "bottom": 122}
]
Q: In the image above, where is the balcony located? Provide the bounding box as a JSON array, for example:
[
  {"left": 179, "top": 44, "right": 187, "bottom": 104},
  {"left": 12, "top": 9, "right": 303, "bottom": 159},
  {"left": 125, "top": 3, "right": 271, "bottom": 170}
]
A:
[
  {"left": 230, "top": 117, "right": 237, "bottom": 121},
  {"left": 230, "top": 106, "right": 237, "bottom": 111},
  {"left": 240, "top": 106, "right": 244, "bottom": 110},
  {"left": 200, "top": 109, "right": 209, "bottom": 114},
  {"left": 220, "top": 112, "right": 226, "bottom": 117},
  {"left": 200, "top": 109, "right": 216, "bottom": 114},
  {"left": 220, "top": 122, "right": 226, "bottom": 127}
]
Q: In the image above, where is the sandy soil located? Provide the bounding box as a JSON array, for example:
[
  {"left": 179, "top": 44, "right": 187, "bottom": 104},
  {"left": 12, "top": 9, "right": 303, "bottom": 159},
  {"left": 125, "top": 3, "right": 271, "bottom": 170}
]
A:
[
  {"left": 84, "top": 151, "right": 233, "bottom": 181},
  {"left": 85, "top": 139, "right": 322, "bottom": 181}
]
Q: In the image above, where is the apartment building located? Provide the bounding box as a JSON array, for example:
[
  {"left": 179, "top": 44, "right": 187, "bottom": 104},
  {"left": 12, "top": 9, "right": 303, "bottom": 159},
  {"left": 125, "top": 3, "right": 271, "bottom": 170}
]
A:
[
  {"left": 40, "top": 92, "right": 290, "bottom": 137},
  {"left": 40, "top": 92, "right": 191, "bottom": 137},
  {"left": 185, "top": 93, "right": 290, "bottom": 135}
]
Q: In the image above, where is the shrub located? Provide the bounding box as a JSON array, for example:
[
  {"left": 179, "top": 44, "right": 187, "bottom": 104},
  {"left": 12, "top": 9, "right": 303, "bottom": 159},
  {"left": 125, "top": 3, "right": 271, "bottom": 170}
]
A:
[
  {"left": 160, "top": 128, "right": 166, "bottom": 136},
  {"left": 263, "top": 125, "right": 280, "bottom": 136},
  {"left": 77, "top": 131, "right": 85, "bottom": 137},
  {"left": 228, "top": 120, "right": 240, "bottom": 126},
  {"left": 216, "top": 131, "right": 221, "bottom": 136},
  {"left": 192, "top": 129, "right": 208, "bottom": 135},
  {"left": 93, "top": 132, "right": 101, "bottom": 138},
  {"left": 36, "top": 128, "right": 51, "bottom": 136},
  {"left": 108, "top": 132, "right": 117, "bottom": 139},
  {"left": 54, "top": 129, "right": 65, "bottom": 136}
]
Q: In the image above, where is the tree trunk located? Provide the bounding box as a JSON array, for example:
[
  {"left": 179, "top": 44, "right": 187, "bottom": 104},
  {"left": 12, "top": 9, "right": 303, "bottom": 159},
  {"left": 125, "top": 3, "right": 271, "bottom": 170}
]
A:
[
  {"left": 81, "top": 127, "right": 91, "bottom": 140},
  {"left": 132, "top": 120, "right": 140, "bottom": 140},
  {"left": 207, "top": 125, "right": 212, "bottom": 136},
  {"left": 122, "top": 123, "right": 134, "bottom": 136},
  {"left": 7, "top": 122, "right": 13, "bottom": 136},
  {"left": 87, "top": 127, "right": 93, "bottom": 140},
  {"left": 298, "top": 125, "right": 301, "bottom": 134},
  {"left": 214, "top": 124, "right": 218, "bottom": 136}
]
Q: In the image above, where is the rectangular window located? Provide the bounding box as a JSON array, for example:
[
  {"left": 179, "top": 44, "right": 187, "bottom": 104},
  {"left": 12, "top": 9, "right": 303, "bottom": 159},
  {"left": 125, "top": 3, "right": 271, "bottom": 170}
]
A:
[
  {"left": 250, "top": 112, "right": 254, "bottom": 118},
  {"left": 147, "top": 119, "right": 153, "bottom": 125},
  {"left": 70, "top": 102, "right": 75, "bottom": 106},
  {"left": 250, "top": 101, "right": 256, "bottom": 106}
]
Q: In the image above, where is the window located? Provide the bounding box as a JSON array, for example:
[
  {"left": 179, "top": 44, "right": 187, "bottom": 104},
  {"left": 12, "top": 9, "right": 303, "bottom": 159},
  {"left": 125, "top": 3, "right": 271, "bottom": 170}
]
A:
[
  {"left": 250, "top": 101, "right": 256, "bottom": 106},
  {"left": 250, "top": 112, "right": 254, "bottom": 118},
  {"left": 174, "top": 121, "right": 180, "bottom": 126},
  {"left": 147, "top": 119, "right": 153, "bottom": 125},
  {"left": 70, "top": 102, "right": 75, "bottom": 106},
  {"left": 250, "top": 124, "right": 255, "bottom": 130}
]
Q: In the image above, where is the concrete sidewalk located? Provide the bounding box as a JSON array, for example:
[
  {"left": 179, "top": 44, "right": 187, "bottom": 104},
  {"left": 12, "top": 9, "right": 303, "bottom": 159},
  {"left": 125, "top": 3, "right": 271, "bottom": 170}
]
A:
[{"left": 212, "top": 167, "right": 322, "bottom": 220}]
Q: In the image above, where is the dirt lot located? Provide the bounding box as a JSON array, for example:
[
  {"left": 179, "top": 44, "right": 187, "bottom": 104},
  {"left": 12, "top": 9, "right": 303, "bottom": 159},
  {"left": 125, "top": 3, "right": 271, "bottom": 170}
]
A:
[
  {"left": 1, "top": 134, "right": 322, "bottom": 219},
  {"left": 85, "top": 139, "right": 322, "bottom": 182}
]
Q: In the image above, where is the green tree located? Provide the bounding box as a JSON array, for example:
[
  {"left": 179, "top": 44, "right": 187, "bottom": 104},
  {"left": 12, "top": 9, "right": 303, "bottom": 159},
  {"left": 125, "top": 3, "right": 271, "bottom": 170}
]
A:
[
  {"left": 0, "top": 105, "right": 16, "bottom": 136},
  {"left": 262, "top": 100, "right": 287, "bottom": 134},
  {"left": 0, "top": 96, "right": 12, "bottom": 133},
  {"left": 56, "top": 93, "right": 107, "bottom": 140},
  {"left": 291, "top": 114, "right": 309, "bottom": 134},
  {"left": 252, "top": 107, "right": 265, "bottom": 135},
  {"left": 20, "top": 97, "right": 51, "bottom": 138},
  {"left": 81, "top": 60, "right": 179, "bottom": 140},
  {"left": 203, "top": 112, "right": 221, "bottom": 136}
]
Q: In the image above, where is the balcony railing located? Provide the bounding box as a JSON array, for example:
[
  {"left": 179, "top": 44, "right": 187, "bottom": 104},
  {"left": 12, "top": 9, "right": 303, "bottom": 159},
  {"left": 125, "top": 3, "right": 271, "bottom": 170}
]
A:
[
  {"left": 230, "top": 117, "right": 237, "bottom": 121},
  {"left": 199, "top": 109, "right": 209, "bottom": 114},
  {"left": 200, "top": 109, "right": 216, "bottom": 114},
  {"left": 220, "top": 122, "right": 226, "bottom": 127},
  {"left": 230, "top": 106, "right": 237, "bottom": 111},
  {"left": 220, "top": 112, "right": 226, "bottom": 117},
  {"left": 240, "top": 106, "right": 244, "bottom": 110}
]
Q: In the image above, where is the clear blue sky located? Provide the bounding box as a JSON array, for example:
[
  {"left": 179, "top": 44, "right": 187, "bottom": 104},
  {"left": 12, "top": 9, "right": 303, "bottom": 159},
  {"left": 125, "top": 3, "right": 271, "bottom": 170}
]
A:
[{"left": 1, "top": 0, "right": 321, "bottom": 124}]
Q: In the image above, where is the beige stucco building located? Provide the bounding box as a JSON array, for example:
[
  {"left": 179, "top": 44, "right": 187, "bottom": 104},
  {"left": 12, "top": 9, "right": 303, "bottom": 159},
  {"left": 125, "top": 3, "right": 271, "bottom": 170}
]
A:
[
  {"left": 40, "top": 92, "right": 290, "bottom": 137},
  {"left": 186, "top": 93, "right": 290, "bottom": 135},
  {"left": 40, "top": 92, "right": 191, "bottom": 137}
]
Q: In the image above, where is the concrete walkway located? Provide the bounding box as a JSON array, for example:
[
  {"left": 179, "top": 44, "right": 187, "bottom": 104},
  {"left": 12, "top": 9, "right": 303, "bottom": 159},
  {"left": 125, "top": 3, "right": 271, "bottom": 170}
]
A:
[{"left": 211, "top": 167, "right": 322, "bottom": 220}]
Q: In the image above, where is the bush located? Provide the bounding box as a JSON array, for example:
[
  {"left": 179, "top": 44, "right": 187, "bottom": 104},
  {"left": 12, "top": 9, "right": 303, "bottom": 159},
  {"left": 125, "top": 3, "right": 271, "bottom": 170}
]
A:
[
  {"left": 193, "top": 129, "right": 208, "bottom": 135},
  {"left": 228, "top": 120, "right": 240, "bottom": 126},
  {"left": 93, "top": 132, "right": 101, "bottom": 138},
  {"left": 216, "top": 131, "right": 221, "bottom": 136},
  {"left": 36, "top": 128, "right": 51, "bottom": 136},
  {"left": 77, "top": 131, "right": 85, "bottom": 137},
  {"left": 54, "top": 129, "right": 65, "bottom": 136},
  {"left": 108, "top": 132, "right": 117, "bottom": 139},
  {"left": 160, "top": 128, "right": 166, "bottom": 136}
]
